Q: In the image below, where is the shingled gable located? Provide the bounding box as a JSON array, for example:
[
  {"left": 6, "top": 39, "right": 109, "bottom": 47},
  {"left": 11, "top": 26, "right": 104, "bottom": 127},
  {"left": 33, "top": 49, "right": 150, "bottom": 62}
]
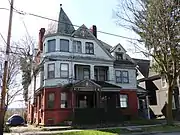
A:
[
  {"left": 110, "top": 43, "right": 127, "bottom": 53},
  {"left": 71, "top": 24, "right": 115, "bottom": 60},
  {"left": 57, "top": 5, "right": 75, "bottom": 35}
]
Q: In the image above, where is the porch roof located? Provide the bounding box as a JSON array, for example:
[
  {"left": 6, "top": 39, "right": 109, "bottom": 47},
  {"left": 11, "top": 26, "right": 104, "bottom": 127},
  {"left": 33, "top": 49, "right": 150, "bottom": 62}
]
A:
[
  {"left": 63, "top": 79, "right": 121, "bottom": 91},
  {"left": 91, "top": 80, "right": 122, "bottom": 89}
]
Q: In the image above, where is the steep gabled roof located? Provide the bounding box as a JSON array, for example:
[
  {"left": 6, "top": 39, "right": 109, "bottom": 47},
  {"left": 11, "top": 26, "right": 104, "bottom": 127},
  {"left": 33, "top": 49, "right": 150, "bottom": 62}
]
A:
[
  {"left": 71, "top": 24, "right": 94, "bottom": 39},
  {"left": 72, "top": 24, "right": 114, "bottom": 60},
  {"left": 57, "top": 6, "right": 75, "bottom": 35},
  {"left": 110, "top": 43, "right": 127, "bottom": 53},
  {"left": 98, "top": 40, "right": 112, "bottom": 51}
]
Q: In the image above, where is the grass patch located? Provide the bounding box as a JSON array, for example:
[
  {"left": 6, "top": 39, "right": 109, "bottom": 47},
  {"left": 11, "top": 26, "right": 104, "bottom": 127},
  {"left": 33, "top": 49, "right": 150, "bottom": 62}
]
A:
[
  {"left": 56, "top": 130, "right": 116, "bottom": 135},
  {"left": 99, "top": 128, "right": 131, "bottom": 134}
]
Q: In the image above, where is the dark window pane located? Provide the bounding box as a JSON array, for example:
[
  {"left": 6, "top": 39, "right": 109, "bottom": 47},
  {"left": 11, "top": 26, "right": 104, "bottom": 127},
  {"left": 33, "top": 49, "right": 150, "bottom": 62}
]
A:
[
  {"left": 60, "top": 39, "right": 69, "bottom": 52},
  {"left": 85, "top": 42, "right": 94, "bottom": 54},
  {"left": 116, "top": 53, "right": 123, "bottom": 60},
  {"left": 122, "top": 71, "right": 129, "bottom": 83},
  {"left": 48, "top": 39, "right": 56, "bottom": 52},
  {"left": 48, "top": 93, "right": 55, "bottom": 109},
  {"left": 83, "top": 68, "right": 90, "bottom": 79}
]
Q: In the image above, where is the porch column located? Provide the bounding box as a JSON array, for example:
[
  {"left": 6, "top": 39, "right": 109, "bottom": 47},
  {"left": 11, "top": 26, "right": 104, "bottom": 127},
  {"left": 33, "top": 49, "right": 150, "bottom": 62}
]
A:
[
  {"left": 36, "top": 95, "right": 40, "bottom": 125},
  {"left": 90, "top": 65, "right": 94, "bottom": 80},
  {"left": 108, "top": 66, "right": 114, "bottom": 82}
]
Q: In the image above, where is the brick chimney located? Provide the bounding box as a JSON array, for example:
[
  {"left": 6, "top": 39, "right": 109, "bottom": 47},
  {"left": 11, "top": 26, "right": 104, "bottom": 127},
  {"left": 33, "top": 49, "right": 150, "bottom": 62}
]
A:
[
  {"left": 90, "top": 25, "right": 97, "bottom": 38},
  {"left": 38, "top": 28, "right": 45, "bottom": 51}
]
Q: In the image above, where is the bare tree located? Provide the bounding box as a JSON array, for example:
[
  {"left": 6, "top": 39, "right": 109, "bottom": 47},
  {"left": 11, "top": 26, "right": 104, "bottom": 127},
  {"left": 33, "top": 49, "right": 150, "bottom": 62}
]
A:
[
  {"left": 46, "top": 22, "right": 58, "bottom": 34},
  {"left": 115, "top": 0, "right": 180, "bottom": 125},
  {"left": 13, "top": 36, "right": 35, "bottom": 104}
]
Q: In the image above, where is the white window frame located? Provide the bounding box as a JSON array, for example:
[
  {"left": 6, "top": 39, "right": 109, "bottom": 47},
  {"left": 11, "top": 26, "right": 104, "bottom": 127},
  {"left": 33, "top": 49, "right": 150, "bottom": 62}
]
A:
[
  {"left": 47, "top": 63, "right": 55, "bottom": 79},
  {"left": 115, "top": 70, "right": 129, "bottom": 83},
  {"left": 60, "top": 63, "right": 69, "bottom": 78},
  {"left": 60, "top": 93, "right": 68, "bottom": 108},
  {"left": 73, "top": 40, "right": 82, "bottom": 53},
  {"left": 60, "top": 39, "right": 69, "bottom": 52},
  {"left": 85, "top": 42, "right": 94, "bottom": 54},
  {"left": 120, "top": 94, "right": 128, "bottom": 108},
  {"left": 47, "top": 39, "right": 56, "bottom": 52}
]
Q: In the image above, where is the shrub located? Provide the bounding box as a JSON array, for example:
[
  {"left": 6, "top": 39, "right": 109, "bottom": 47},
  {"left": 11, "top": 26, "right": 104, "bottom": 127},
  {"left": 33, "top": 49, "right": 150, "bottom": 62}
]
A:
[{"left": 4, "top": 125, "right": 11, "bottom": 133}]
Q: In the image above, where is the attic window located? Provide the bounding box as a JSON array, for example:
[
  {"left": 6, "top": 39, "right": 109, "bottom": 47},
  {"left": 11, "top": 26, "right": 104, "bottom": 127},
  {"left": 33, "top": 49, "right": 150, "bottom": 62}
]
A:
[{"left": 116, "top": 53, "right": 123, "bottom": 60}]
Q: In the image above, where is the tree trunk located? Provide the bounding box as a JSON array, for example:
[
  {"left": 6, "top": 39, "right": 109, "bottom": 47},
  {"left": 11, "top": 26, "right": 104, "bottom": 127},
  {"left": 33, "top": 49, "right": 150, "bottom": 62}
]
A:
[
  {"left": 0, "top": 109, "right": 5, "bottom": 135},
  {"left": 167, "top": 86, "right": 173, "bottom": 125}
]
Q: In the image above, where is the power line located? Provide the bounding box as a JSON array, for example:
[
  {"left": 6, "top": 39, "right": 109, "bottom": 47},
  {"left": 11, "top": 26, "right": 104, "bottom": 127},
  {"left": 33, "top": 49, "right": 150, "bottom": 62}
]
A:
[{"left": 3, "top": 3, "right": 139, "bottom": 41}]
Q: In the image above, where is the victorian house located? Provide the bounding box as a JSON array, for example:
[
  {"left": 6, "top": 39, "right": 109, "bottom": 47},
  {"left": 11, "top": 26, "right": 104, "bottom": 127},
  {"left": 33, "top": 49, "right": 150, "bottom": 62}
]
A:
[{"left": 27, "top": 6, "right": 138, "bottom": 125}]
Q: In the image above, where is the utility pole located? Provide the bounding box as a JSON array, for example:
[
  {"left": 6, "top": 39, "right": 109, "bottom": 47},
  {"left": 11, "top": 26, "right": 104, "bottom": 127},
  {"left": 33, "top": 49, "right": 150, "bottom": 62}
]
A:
[{"left": 0, "top": 0, "right": 14, "bottom": 134}]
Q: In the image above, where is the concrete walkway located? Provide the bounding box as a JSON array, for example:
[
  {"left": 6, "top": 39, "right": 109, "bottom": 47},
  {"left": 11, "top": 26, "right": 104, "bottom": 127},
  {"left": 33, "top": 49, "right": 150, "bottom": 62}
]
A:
[{"left": 4, "top": 124, "right": 165, "bottom": 135}]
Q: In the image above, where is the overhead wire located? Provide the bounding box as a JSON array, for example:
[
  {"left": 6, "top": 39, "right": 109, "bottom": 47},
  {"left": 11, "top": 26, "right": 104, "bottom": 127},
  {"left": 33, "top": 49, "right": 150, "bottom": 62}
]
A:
[
  {"left": 4, "top": 1, "right": 140, "bottom": 41},
  {"left": 1, "top": 1, "right": 148, "bottom": 56}
]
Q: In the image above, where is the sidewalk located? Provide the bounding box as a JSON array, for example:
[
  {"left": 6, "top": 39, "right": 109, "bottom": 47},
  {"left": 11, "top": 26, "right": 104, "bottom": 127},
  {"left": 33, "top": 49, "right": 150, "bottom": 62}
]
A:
[{"left": 4, "top": 124, "right": 164, "bottom": 135}]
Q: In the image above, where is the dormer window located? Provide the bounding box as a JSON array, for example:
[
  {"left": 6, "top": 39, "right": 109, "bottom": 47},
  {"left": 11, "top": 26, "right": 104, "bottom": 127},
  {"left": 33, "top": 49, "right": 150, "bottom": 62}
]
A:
[
  {"left": 116, "top": 53, "right": 123, "bottom": 60},
  {"left": 85, "top": 42, "right": 94, "bottom": 54}
]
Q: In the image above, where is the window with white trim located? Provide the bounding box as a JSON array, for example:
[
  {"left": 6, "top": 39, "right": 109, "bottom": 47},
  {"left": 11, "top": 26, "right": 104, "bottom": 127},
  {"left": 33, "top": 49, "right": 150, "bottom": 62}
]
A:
[
  {"left": 115, "top": 70, "right": 122, "bottom": 83},
  {"left": 47, "top": 64, "right": 55, "bottom": 79},
  {"left": 48, "top": 39, "right": 56, "bottom": 52},
  {"left": 61, "top": 93, "right": 68, "bottom": 108},
  {"left": 120, "top": 94, "right": 128, "bottom": 108},
  {"left": 73, "top": 40, "right": 82, "bottom": 53},
  {"left": 60, "top": 39, "right": 69, "bottom": 52},
  {"left": 115, "top": 70, "right": 129, "bottom": 83},
  {"left": 122, "top": 71, "right": 129, "bottom": 83},
  {"left": 85, "top": 42, "right": 94, "bottom": 54},
  {"left": 60, "top": 63, "right": 69, "bottom": 78}
]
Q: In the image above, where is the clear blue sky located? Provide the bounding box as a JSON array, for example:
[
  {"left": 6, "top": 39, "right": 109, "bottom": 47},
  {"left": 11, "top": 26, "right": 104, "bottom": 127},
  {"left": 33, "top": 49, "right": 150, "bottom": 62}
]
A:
[{"left": 0, "top": 0, "right": 147, "bottom": 108}]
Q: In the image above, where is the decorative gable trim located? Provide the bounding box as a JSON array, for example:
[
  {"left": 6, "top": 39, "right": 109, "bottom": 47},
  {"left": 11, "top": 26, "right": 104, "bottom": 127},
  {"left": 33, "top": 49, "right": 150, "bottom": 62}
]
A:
[
  {"left": 110, "top": 43, "right": 127, "bottom": 53},
  {"left": 74, "top": 79, "right": 101, "bottom": 88}
]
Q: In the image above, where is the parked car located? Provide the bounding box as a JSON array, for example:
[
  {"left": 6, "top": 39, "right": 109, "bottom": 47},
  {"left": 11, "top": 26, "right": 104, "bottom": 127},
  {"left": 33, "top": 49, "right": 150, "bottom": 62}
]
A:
[{"left": 6, "top": 114, "right": 25, "bottom": 126}]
